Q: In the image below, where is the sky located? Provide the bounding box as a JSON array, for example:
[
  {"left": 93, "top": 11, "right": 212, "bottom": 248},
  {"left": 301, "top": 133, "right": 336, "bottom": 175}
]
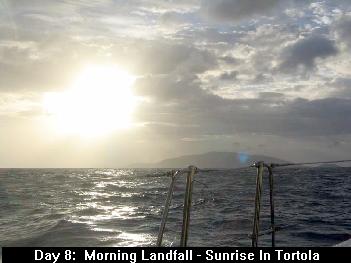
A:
[{"left": 1, "top": 0, "right": 351, "bottom": 168}]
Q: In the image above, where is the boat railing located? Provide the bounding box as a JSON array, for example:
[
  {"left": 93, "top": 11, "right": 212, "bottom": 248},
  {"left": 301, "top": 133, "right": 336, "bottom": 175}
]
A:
[
  {"left": 156, "top": 166, "right": 198, "bottom": 247},
  {"left": 156, "top": 159, "right": 351, "bottom": 247}
]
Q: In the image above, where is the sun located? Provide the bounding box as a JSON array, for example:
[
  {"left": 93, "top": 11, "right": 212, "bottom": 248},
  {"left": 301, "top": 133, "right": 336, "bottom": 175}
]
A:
[{"left": 43, "top": 64, "right": 137, "bottom": 136}]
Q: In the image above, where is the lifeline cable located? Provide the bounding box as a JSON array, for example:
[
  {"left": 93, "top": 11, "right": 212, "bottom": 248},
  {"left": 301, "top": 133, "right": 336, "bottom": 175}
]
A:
[
  {"left": 271, "top": 159, "right": 351, "bottom": 167},
  {"left": 250, "top": 159, "right": 350, "bottom": 247}
]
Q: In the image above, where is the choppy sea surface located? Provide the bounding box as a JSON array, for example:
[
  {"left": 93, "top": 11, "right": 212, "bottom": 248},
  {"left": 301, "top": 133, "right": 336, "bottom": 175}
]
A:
[{"left": 0, "top": 167, "right": 350, "bottom": 253}]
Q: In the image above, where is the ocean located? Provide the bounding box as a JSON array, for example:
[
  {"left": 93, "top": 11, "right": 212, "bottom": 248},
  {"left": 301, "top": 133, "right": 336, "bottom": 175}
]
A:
[{"left": 0, "top": 167, "right": 350, "bottom": 253}]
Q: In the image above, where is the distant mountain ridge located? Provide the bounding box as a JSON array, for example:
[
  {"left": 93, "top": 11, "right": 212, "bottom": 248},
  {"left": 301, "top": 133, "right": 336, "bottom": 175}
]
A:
[{"left": 129, "top": 151, "right": 288, "bottom": 168}]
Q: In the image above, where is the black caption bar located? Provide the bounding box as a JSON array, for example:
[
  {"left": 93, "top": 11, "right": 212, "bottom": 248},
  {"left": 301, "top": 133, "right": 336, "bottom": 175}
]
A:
[{"left": 2, "top": 247, "right": 349, "bottom": 263}]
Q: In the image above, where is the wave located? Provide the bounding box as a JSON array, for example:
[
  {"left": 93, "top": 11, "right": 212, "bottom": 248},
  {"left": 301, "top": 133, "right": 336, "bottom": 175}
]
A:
[{"left": 0, "top": 167, "right": 350, "bottom": 247}]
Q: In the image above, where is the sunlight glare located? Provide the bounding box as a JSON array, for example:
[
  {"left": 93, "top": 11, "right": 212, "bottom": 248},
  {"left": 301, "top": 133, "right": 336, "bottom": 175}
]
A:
[{"left": 43, "top": 65, "right": 137, "bottom": 136}]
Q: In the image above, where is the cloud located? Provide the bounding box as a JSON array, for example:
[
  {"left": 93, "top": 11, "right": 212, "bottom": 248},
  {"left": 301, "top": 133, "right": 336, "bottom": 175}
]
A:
[
  {"left": 2, "top": 0, "right": 351, "bottom": 166},
  {"left": 334, "top": 15, "right": 351, "bottom": 48},
  {"left": 328, "top": 78, "right": 351, "bottom": 98},
  {"left": 159, "top": 11, "right": 190, "bottom": 27},
  {"left": 219, "top": 71, "right": 238, "bottom": 81},
  {"left": 0, "top": 39, "right": 99, "bottom": 92},
  {"left": 127, "top": 41, "right": 217, "bottom": 75},
  {"left": 278, "top": 35, "right": 338, "bottom": 73},
  {"left": 219, "top": 55, "right": 238, "bottom": 64},
  {"left": 201, "top": 0, "right": 279, "bottom": 22},
  {"left": 134, "top": 74, "right": 203, "bottom": 101},
  {"left": 258, "top": 92, "right": 285, "bottom": 100},
  {"left": 133, "top": 71, "right": 351, "bottom": 138}
]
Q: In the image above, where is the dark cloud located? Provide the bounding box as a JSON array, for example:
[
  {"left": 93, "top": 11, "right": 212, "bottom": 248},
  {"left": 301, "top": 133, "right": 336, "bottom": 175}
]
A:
[
  {"left": 219, "top": 55, "right": 238, "bottom": 64},
  {"left": 201, "top": 0, "right": 279, "bottom": 22},
  {"left": 278, "top": 35, "right": 338, "bottom": 73},
  {"left": 219, "top": 71, "right": 238, "bottom": 81},
  {"left": 134, "top": 74, "right": 351, "bottom": 138},
  {"left": 335, "top": 15, "right": 351, "bottom": 48},
  {"left": 258, "top": 92, "right": 285, "bottom": 100}
]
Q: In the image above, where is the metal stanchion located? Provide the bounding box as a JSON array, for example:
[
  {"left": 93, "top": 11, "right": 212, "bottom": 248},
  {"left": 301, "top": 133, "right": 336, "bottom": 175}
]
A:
[
  {"left": 251, "top": 161, "right": 264, "bottom": 247},
  {"left": 156, "top": 170, "right": 178, "bottom": 247},
  {"left": 267, "top": 165, "right": 275, "bottom": 247},
  {"left": 180, "top": 165, "right": 197, "bottom": 247}
]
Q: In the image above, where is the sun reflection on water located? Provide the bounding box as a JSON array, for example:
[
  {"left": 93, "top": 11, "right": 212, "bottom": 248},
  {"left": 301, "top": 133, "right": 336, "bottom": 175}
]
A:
[
  {"left": 117, "top": 232, "right": 154, "bottom": 246},
  {"left": 65, "top": 169, "right": 156, "bottom": 246}
]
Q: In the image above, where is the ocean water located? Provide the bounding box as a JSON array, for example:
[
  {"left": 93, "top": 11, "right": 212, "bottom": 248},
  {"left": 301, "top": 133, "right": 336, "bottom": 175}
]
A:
[{"left": 0, "top": 167, "right": 350, "bottom": 252}]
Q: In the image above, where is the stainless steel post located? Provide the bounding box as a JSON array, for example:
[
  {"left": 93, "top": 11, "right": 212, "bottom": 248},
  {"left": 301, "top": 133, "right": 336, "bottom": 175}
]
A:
[
  {"left": 267, "top": 165, "right": 275, "bottom": 247},
  {"left": 156, "top": 170, "right": 178, "bottom": 246},
  {"left": 180, "top": 165, "right": 197, "bottom": 247},
  {"left": 252, "top": 161, "right": 264, "bottom": 247}
]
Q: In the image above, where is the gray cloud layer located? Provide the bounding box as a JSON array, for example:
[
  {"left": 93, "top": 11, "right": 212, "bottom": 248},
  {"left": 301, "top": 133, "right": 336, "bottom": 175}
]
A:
[
  {"left": 201, "top": 0, "right": 279, "bottom": 22},
  {"left": 279, "top": 35, "right": 338, "bottom": 73},
  {"left": 1, "top": 0, "right": 351, "bottom": 166}
]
